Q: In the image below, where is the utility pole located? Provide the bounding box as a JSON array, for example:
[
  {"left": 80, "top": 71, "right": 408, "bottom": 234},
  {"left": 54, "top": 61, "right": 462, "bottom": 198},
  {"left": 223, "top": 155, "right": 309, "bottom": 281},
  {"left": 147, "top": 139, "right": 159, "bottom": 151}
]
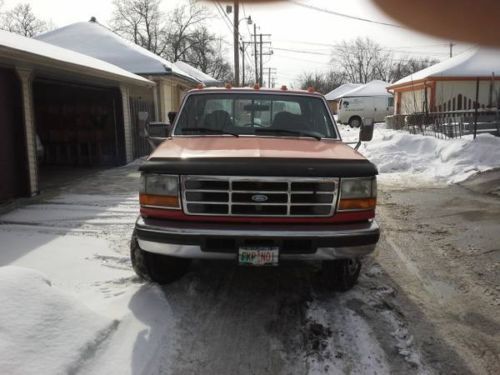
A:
[
  {"left": 266, "top": 67, "right": 277, "bottom": 87},
  {"left": 233, "top": 0, "right": 240, "bottom": 86},
  {"left": 449, "top": 42, "right": 455, "bottom": 58},
  {"left": 241, "top": 42, "right": 246, "bottom": 86},
  {"left": 259, "top": 34, "right": 263, "bottom": 86},
  {"left": 254, "top": 23, "right": 258, "bottom": 84}
]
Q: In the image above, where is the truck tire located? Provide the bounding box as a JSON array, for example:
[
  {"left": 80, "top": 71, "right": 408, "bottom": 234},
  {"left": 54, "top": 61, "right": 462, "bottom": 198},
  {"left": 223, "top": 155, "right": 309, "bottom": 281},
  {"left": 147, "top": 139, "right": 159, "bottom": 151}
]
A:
[
  {"left": 130, "top": 231, "right": 191, "bottom": 284},
  {"left": 322, "top": 258, "right": 361, "bottom": 291},
  {"left": 348, "top": 116, "right": 362, "bottom": 128}
]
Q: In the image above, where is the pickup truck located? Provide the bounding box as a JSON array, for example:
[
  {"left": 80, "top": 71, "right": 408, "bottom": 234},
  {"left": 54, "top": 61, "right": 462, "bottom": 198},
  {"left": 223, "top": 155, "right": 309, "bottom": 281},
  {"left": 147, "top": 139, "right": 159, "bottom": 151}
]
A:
[{"left": 131, "top": 87, "right": 379, "bottom": 291}]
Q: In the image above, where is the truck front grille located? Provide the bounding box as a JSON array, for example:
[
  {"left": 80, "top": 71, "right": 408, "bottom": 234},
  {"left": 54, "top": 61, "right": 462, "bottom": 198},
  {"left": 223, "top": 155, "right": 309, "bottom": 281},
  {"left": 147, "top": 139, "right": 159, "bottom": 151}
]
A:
[{"left": 181, "top": 176, "right": 339, "bottom": 217}]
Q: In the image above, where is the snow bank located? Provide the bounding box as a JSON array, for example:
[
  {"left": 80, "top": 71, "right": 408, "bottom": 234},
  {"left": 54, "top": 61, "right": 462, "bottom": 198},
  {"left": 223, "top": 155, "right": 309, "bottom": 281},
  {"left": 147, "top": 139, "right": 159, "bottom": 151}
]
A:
[
  {"left": 0, "top": 266, "right": 116, "bottom": 375},
  {"left": 350, "top": 126, "right": 500, "bottom": 186}
]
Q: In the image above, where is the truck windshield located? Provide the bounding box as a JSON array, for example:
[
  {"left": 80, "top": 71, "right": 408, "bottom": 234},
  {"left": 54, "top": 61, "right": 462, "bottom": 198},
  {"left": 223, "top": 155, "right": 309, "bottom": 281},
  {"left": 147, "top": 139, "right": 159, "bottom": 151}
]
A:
[{"left": 174, "top": 93, "right": 337, "bottom": 139}]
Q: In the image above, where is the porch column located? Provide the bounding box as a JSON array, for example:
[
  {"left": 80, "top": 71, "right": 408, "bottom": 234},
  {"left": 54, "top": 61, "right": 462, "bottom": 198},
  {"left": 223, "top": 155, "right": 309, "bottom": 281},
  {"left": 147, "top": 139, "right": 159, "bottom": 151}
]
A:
[
  {"left": 120, "top": 84, "right": 134, "bottom": 163},
  {"left": 16, "top": 67, "right": 38, "bottom": 196},
  {"left": 148, "top": 76, "right": 160, "bottom": 121}
]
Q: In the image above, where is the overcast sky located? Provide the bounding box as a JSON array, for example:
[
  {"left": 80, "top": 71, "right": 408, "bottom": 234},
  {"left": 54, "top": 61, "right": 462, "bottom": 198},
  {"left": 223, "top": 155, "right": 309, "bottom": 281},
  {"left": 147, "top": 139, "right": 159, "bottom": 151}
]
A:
[{"left": 2, "top": 0, "right": 471, "bottom": 86}]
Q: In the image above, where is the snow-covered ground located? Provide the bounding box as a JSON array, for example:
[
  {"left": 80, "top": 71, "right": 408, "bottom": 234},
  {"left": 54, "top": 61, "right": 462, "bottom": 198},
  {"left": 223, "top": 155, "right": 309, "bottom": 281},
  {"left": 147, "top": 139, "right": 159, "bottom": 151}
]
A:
[
  {"left": 339, "top": 124, "right": 500, "bottom": 188},
  {"left": 0, "top": 169, "right": 179, "bottom": 375},
  {"left": 1, "top": 127, "right": 499, "bottom": 374}
]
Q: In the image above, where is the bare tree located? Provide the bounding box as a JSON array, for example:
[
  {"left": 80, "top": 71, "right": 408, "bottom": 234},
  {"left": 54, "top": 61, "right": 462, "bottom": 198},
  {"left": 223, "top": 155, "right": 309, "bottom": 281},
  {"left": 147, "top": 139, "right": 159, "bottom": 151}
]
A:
[
  {"left": 111, "top": 0, "right": 233, "bottom": 80},
  {"left": 164, "top": 1, "right": 210, "bottom": 62},
  {"left": 183, "top": 26, "right": 232, "bottom": 81},
  {"left": 0, "top": 3, "right": 50, "bottom": 37},
  {"left": 389, "top": 57, "right": 440, "bottom": 82},
  {"left": 334, "top": 37, "right": 391, "bottom": 83},
  {"left": 297, "top": 70, "right": 346, "bottom": 94},
  {"left": 110, "top": 0, "right": 168, "bottom": 55}
]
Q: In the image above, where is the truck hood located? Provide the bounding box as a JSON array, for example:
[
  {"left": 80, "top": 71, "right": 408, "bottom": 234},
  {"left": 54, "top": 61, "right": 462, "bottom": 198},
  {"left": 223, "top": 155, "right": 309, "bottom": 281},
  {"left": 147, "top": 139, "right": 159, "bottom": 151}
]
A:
[
  {"left": 141, "top": 136, "right": 377, "bottom": 178},
  {"left": 149, "top": 136, "right": 367, "bottom": 161}
]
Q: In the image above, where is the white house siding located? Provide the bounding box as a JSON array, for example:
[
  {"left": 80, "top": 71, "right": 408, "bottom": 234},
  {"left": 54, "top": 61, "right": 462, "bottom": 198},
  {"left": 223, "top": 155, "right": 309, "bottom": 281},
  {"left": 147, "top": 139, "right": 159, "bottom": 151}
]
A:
[
  {"left": 400, "top": 88, "right": 429, "bottom": 114},
  {"left": 434, "top": 80, "right": 500, "bottom": 112}
]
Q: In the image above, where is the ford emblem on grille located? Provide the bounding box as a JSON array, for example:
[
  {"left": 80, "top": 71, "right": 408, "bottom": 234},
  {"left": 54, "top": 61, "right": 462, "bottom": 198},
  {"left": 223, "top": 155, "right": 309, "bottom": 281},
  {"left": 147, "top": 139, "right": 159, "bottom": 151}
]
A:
[{"left": 251, "top": 194, "right": 269, "bottom": 203}]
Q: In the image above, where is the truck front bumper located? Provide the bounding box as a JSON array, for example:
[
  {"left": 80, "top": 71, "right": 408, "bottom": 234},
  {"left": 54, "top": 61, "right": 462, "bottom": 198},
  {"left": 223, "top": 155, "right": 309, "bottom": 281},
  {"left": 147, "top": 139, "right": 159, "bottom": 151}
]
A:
[{"left": 135, "top": 216, "right": 380, "bottom": 261}]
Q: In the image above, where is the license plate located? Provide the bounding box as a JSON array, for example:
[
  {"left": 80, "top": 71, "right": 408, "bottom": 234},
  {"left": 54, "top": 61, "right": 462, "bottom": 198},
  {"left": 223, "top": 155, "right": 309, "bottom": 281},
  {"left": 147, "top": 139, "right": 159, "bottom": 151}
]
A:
[{"left": 238, "top": 247, "right": 279, "bottom": 266}]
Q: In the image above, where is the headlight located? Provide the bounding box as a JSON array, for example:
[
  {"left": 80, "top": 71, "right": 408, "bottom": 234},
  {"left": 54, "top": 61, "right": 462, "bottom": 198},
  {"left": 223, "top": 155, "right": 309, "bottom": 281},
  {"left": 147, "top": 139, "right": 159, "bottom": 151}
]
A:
[
  {"left": 338, "top": 177, "right": 377, "bottom": 211},
  {"left": 140, "top": 174, "right": 180, "bottom": 209}
]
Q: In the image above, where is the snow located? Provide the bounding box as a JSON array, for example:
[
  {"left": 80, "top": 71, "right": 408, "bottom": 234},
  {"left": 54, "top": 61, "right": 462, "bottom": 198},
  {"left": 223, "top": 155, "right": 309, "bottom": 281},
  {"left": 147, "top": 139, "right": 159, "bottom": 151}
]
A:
[
  {"left": 174, "top": 61, "right": 222, "bottom": 86},
  {"left": 390, "top": 47, "right": 500, "bottom": 87},
  {"left": 340, "top": 124, "right": 500, "bottom": 187},
  {"left": 36, "top": 21, "right": 198, "bottom": 83},
  {"left": 0, "top": 266, "right": 116, "bottom": 375},
  {"left": 0, "top": 187, "right": 179, "bottom": 374},
  {"left": 337, "top": 80, "right": 392, "bottom": 98},
  {"left": 325, "top": 83, "right": 362, "bottom": 101},
  {"left": 0, "top": 30, "right": 152, "bottom": 85}
]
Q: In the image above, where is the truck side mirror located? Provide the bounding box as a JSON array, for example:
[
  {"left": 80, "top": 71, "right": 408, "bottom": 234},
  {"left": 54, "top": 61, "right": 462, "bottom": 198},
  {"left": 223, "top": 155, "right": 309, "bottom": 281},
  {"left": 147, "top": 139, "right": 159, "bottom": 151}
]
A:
[
  {"left": 144, "top": 121, "right": 172, "bottom": 150},
  {"left": 168, "top": 111, "right": 177, "bottom": 125},
  {"left": 359, "top": 118, "right": 374, "bottom": 142}
]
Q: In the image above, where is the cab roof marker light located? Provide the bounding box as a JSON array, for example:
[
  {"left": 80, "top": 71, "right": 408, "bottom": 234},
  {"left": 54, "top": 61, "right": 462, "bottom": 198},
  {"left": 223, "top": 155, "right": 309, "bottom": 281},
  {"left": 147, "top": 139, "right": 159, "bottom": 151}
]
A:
[
  {"left": 281, "top": 85, "right": 288, "bottom": 91},
  {"left": 253, "top": 84, "right": 260, "bottom": 90},
  {"left": 196, "top": 83, "right": 204, "bottom": 90},
  {"left": 307, "top": 86, "right": 315, "bottom": 93},
  {"left": 225, "top": 83, "right": 232, "bottom": 89}
]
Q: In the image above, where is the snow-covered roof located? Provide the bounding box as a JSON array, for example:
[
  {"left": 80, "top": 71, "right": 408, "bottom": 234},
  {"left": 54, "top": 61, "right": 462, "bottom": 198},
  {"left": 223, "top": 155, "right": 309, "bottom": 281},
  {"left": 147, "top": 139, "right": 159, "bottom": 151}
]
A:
[
  {"left": 174, "top": 61, "right": 222, "bottom": 86},
  {"left": 36, "top": 20, "right": 198, "bottom": 84},
  {"left": 339, "top": 80, "right": 392, "bottom": 98},
  {"left": 0, "top": 29, "right": 153, "bottom": 86},
  {"left": 325, "top": 83, "right": 363, "bottom": 101},
  {"left": 389, "top": 47, "right": 500, "bottom": 88}
]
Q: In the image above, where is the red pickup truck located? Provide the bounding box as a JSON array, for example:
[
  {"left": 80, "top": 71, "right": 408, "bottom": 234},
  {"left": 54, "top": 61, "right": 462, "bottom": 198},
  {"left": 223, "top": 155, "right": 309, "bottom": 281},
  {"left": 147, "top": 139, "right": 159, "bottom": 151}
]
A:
[{"left": 131, "top": 87, "right": 379, "bottom": 291}]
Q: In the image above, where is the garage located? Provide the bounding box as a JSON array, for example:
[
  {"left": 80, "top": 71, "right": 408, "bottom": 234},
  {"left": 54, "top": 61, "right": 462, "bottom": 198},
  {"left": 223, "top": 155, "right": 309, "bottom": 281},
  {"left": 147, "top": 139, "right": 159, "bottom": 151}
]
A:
[
  {"left": 34, "top": 80, "right": 126, "bottom": 168},
  {"left": 0, "top": 29, "right": 154, "bottom": 203},
  {"left": 0, "top": 67, "right": 28, "bottom": 202}
]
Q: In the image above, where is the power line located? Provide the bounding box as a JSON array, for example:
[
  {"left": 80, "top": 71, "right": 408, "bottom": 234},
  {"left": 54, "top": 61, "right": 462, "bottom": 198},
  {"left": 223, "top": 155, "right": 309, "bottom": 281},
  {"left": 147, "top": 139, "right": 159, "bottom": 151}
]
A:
[
  {"left": 274, "top": 39, "right": 450, "bottom": 50},
  {"left": 273, "top": 47, "right": 331, "bottom": 56},
  {"left": 289, "top": 0, "right": 404, "bottom": 29},
  {"left": 213, "top": 2, "right": 254, "bottom": 75}
]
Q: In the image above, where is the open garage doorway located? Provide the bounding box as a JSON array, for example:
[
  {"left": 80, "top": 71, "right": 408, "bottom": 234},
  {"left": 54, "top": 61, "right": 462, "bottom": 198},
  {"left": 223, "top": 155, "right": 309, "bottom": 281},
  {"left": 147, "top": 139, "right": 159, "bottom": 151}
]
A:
[
  {"left": 0, "top": 68, "right": 29, "bottom": 203},
  {"left": 33, "top": 79, "right": 126, "bottom": 191}
]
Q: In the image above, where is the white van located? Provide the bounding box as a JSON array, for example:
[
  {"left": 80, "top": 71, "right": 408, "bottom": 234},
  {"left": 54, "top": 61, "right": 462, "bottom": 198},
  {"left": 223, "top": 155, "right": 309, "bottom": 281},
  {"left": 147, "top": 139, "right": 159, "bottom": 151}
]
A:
[{"left": 338, "top": 96, "right": 394, "bottom": 127}]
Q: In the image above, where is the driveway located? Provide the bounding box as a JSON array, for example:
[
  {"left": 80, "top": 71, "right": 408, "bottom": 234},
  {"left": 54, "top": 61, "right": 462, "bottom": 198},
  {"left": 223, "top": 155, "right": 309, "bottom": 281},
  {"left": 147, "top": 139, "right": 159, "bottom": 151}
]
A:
[{"left": 0, "top": 163, "right": 498, "bottom": 374}]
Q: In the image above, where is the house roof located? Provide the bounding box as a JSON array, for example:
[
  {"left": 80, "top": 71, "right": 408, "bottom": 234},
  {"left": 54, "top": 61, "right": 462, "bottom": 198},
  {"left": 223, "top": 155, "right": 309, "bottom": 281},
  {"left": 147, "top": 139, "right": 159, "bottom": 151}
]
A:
[
  {"left": 36, "top": 20, "right": 198, "bottom": 84},
  {"left": 389, "top": 47, "right": 500, "bottom": 88},
  {"left": 174, "top": 61, "right": 222, "bottom": 86},
  {"left": 325, "top": 83, "right": 363, "bottom": 101},
  {"left": 0, "top": 29, "right": 153, "bottom": 86},
  {"left": 338, "top": 80, "right": 392, "bottom": 98}
]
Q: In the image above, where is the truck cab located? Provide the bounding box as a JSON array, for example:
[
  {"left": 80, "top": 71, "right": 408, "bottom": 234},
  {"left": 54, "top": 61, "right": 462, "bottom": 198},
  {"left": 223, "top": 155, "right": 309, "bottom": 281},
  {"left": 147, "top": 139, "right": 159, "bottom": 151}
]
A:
[{"left": 131, "top": 87, "right": 379, "bottom": 291}]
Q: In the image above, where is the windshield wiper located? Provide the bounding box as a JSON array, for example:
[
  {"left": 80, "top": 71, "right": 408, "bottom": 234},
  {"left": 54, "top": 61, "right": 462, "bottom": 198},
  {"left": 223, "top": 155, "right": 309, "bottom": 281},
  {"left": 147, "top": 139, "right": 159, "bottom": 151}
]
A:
[
  {"left": 255, "top": 128, "right": 323, "bottom": 141},
  {"left": 180, "top": 127, "right": 239, "bottom": 137}
]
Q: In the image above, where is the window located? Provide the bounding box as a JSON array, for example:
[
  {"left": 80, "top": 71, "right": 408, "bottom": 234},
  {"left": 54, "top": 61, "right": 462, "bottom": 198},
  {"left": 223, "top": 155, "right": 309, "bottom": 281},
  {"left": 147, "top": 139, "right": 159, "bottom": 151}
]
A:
[
  {"left": 174, "top": 93, "right": 337, "bottom": 139},
  {"left": 388, "top": 97, "right": 394, "bottom": 107}
]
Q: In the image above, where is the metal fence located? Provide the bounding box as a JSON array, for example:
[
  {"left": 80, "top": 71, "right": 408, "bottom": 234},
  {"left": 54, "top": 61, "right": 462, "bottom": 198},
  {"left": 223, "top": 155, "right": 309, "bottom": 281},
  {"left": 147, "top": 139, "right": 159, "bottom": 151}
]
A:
[
  {"left": 386, "top": 109, "right": 500, "bottom": 139},
  {"left": 129, "top": 98, "right": 155, "bottom": 158}
]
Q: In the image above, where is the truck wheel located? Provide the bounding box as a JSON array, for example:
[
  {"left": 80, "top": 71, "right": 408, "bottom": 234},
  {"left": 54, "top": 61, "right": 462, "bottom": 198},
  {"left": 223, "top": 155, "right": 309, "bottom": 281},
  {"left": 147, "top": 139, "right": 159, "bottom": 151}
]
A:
[
  {"left": 130, "top": 231, "right": 190, "bottom": 285},
  {"left": 322, "top": 258, "right": 361, "bottom": 291},
  {"left": 348, "top": 116, "right": 362, "bottom": 128}
]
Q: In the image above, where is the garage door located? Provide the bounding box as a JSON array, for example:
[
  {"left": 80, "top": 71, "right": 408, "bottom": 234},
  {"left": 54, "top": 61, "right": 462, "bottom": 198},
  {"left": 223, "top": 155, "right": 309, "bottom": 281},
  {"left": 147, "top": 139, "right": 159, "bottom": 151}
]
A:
[
  {"left": 33, "top": 80, "right": 126, "bottom": 167},
  {"left": 0, "top": 68, "right": 28, "bottom": 202}
]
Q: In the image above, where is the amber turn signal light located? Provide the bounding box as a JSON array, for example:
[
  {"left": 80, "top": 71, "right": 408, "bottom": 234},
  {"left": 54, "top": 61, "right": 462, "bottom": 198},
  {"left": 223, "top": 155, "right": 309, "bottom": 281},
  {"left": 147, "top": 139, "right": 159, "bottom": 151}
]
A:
[
  {"left": 140, "top": 193, "right": 180, "bottom": 209},
  {"left": 338, "top": 198, "right": 376, "bottom": 211}
]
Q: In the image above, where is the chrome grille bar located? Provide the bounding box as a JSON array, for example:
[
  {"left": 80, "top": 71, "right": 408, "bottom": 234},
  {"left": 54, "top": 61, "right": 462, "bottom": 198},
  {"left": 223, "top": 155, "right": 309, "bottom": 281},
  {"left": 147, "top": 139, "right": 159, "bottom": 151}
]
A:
[{"left": 181, "top": 176, "right": 339, "bottom": 217}]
